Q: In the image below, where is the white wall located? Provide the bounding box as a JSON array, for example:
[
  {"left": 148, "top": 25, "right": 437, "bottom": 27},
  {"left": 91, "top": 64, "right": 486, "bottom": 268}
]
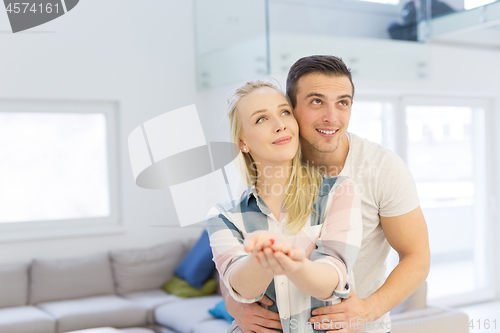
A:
[
  {"left": 0, "top": 0, "right": 204, "bottom": 263},
  {"left": 0, "top": 0, "right": 498, "bottom": 284}
]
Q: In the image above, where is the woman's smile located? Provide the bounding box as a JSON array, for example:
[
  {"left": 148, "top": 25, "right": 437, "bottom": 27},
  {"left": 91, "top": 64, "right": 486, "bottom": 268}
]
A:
[{"left": 273, "top": 136, "right": 292, "bottom": 145}]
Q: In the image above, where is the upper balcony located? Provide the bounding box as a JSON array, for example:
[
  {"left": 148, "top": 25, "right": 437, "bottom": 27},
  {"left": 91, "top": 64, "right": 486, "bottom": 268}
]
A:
[
  {"left": 418, "top": 0, "right": 500, "bottom": 49},
  {"left": 194, "top": 0, "right": 499, "bottom": 89}
]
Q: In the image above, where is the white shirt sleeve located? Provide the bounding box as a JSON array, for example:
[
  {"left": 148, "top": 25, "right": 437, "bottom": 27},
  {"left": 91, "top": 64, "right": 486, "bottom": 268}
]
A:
[{"left": 376, "top": 151, "right": 420, "bottom": 217}]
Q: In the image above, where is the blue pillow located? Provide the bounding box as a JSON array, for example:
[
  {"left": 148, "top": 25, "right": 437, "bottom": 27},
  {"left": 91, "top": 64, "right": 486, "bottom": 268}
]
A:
[
  {"left": 174, "top": 230, "right": 216, "bottom": 289},
  {"left": 209, "top": 300, "right": 234, "bottom": 323}
]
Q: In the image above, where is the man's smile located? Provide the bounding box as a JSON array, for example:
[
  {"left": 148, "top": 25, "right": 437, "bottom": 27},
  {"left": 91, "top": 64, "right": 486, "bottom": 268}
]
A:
[{"left": 316, "top": 128, "right": 339, "bottom": 137}]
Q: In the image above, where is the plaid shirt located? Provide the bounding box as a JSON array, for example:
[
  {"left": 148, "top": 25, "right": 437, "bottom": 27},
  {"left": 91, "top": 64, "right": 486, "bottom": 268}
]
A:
[{"left": 207, "top": 175, "right": 362, "bottom": 333}]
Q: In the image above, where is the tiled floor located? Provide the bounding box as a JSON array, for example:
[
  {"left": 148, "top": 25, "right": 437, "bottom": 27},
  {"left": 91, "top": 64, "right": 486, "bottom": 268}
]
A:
[{"left": 457, "top": 301, "right": 500, "bottom": 332}]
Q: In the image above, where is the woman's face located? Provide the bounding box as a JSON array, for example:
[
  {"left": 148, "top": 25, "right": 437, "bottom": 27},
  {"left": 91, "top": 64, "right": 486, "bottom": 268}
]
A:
[{"left": 237, "top": 87, "right": 299, "bottom": 167}]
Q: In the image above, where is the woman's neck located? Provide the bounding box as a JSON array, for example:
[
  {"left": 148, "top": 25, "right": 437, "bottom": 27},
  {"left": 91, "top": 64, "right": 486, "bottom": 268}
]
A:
[{"left": 254, "top": 161, "right": 292, "bottom": 217}]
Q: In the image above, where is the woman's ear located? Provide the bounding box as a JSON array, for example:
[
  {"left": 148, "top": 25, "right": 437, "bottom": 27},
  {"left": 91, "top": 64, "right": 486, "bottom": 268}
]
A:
[{"left": 239, "top": 139, "right": 249, "bottom": 153}]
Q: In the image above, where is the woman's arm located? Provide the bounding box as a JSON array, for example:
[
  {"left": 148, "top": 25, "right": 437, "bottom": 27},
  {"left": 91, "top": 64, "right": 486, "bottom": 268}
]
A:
[
  {"left": 230, "top": 230, "right": 294, "bottom": 299},
  {"left": 268, "top": 248, "right": 339, "bottom": 300},
  {"left": 285, "top": 258, "right": 339, "bottom": 300},
  {"left": 207, "top": 209, "right": 273, "bottom": 302},
  {"left": 227, "top": 252, "right": 274, "bottom": 300},
  {"left": 269, "top": 177, "right": 362, "bottom": 300}
]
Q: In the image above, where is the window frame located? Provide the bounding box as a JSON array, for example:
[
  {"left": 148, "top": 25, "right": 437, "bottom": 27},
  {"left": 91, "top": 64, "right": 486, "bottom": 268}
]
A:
[
  {"left": 349, "top": 95, "right": 399, "bottom": 151},
  {"left": 401, "top": 96, "right": 496, "bottom": 307},
  {"left": 0, "top": 99, "right": 123, "bottom": 242},
  {"left": 356, "top": 93, "right": 497, "bottom": 307}
]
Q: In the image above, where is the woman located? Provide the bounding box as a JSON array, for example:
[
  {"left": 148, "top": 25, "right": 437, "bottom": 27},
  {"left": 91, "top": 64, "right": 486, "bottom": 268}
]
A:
[{"left": 207, "top": 81, "right": 362, "bottom": 333}]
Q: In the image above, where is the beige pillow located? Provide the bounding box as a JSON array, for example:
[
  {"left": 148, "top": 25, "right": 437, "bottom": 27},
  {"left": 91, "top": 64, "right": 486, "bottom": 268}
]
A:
[
  {"left": 30, "top": 253, "right": 115, "bottom": 304},
  {"left": 0, "top": 262, "right": 29, "bottom": 308},
  {"left": 110, "top": 240, "right": 187, "bottom": 295}
]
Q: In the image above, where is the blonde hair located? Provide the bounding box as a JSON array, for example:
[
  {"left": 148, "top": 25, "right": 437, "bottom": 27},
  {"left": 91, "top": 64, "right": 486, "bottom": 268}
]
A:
[{"left": 227, "top": 80, "right": 323, "bottom": 234}]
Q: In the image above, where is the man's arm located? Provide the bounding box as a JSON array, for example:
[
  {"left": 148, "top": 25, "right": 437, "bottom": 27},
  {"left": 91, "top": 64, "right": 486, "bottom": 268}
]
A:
[
  {"left": 366, "top": 206, "right": 430, "bottom": 319},
  {"left": 309, "top": 207, "right": 430, "bottom": 332},
  {"left": 221, "top": 279, "right": 283, "bottom": 333}
]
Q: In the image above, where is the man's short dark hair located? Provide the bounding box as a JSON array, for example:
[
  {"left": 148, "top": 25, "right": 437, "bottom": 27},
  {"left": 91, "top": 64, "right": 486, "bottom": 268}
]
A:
[{"left": 286, "top": 55, "right": 355, "bottom": 108}]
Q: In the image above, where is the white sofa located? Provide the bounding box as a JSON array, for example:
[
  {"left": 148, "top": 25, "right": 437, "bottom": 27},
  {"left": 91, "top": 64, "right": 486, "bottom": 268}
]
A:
[
  {"left": 0, "top": 239, "right": 209, "bottom": 333},
  {"left": 390, "top": 282, "right": 469, "bottom": 333},
  {"left": 0, "top": 238, "right": 469, "bottom": 333},
  {"left": 153, "top": 281, "right": 470, "bottom": 333}
]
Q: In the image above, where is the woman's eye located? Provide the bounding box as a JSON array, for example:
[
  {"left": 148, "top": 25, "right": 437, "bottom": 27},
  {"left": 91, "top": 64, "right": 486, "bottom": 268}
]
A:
[
  {"left": 256, "top": 117, "right": 266, "bottom": 124},
  {"left": 281, "top": 110, "right": 291, "bottom": 116}
]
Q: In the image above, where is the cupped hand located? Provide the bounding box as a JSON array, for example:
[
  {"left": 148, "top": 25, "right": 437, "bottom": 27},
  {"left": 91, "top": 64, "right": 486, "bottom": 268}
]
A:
[
  {"left": 244, "top": 230, "right": 291, "bottom": 254},
  {"left": 272, "top": 247, "right": 306, "bottom": 273},
  {"left": 244, "top": 231, "right": 306, "bottom": 275}
]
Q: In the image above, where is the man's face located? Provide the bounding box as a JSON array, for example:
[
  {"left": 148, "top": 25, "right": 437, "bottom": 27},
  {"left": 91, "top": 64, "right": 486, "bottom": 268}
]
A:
[{"left": 293, "top": 73, "right": 353, "bottom": 154}]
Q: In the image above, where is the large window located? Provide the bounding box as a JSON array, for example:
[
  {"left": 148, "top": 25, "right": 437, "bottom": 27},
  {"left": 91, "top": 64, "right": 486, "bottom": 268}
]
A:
[
  {"left": 349, "top": 99, "right": 395, "bottom": 150},
  {"left": 403, "top": 98, "right": 492, "bottom": 306},
  {"left": 0, "top": 100, "right": 121, "bottom": 241},
  {"left": 352, "top": 96, "right": 495, "bottom": 307}
]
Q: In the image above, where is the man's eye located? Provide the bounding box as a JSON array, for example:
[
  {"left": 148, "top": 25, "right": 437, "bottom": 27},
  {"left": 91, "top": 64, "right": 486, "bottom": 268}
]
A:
[
  {"left": 256, "top": 117, "right": 266, "bottom": 124},
  {"left": 339, "top": 100, "right": 350, "bottom": 106},
  {"left": 312, "top": 99, "right": 322, "bottom": 105},
  {"left": 281, "top": 110, "right": 291, "bottom": 116}
]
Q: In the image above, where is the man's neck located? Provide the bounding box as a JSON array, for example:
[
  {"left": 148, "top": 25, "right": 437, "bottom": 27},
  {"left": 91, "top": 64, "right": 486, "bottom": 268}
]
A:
[{"left": 302, "top": 134, "right": 350, "bottom": 177}]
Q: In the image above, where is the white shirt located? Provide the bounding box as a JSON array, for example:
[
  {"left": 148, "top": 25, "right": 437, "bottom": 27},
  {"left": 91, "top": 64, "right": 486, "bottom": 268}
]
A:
[{"left": 339, "top": 132, "right": 420, "bottom": 333}]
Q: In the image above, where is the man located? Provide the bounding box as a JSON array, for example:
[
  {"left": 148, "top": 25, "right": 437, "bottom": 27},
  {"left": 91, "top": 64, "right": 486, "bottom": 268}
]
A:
[{"left": 223, "top": 55, "right": 430, "bottom": 333}]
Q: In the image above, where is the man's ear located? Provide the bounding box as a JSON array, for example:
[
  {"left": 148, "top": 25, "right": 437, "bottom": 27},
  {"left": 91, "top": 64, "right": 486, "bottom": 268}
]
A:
[{"left": 239, "top": 139, "right": 249, "bottom": 153}]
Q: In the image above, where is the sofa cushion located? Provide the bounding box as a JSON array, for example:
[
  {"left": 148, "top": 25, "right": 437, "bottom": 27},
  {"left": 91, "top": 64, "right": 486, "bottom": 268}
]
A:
[
  {"left": 110, "top": 240, "right": 187, "bottom": 295},
  {"left": 30, "top": 253, "right": 115, "bottom": 304},
  {"left": 65, "top": 329, "right": 123, "bottom": 333},
  {"left": 0, "top": 262, "right": 29, "bottom": 308},
  {"left": 391, "top": 307, "right": 469, "bottom": 333},
  {"left": 65, "top": 329, "right": 155, "bottom": 333},
  {"left": 162, "top": 277, "right": 217, "bottom": 298},
  {"left": 192, "top": 319, "right": 231, "bottom": 333},
  {"left": 154, "top": 295, "right": 223, "bottom": 333},
  {"left": 123, "top": 289, "right": 181, "bottom": 310},
  {"left": 0, "top": 305, "right": 56, "bottom": 333},
  {"left": 121, "top": 328, "right": 156, "bottom": 333},
  {"left": 209, "top": 300, "right": 234, "bottom": 323},
  {"left": 37, "top": 295, "right": 147, "bottom": 333},
  {"left": 122, "top": 289, "right": 181, "bottom": 324},
  {"left": 158, "top": 328, "right": 178, "bottom": 333},
  {"left": 174, "top": 230, "right": 215, "bottom": 289}
]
